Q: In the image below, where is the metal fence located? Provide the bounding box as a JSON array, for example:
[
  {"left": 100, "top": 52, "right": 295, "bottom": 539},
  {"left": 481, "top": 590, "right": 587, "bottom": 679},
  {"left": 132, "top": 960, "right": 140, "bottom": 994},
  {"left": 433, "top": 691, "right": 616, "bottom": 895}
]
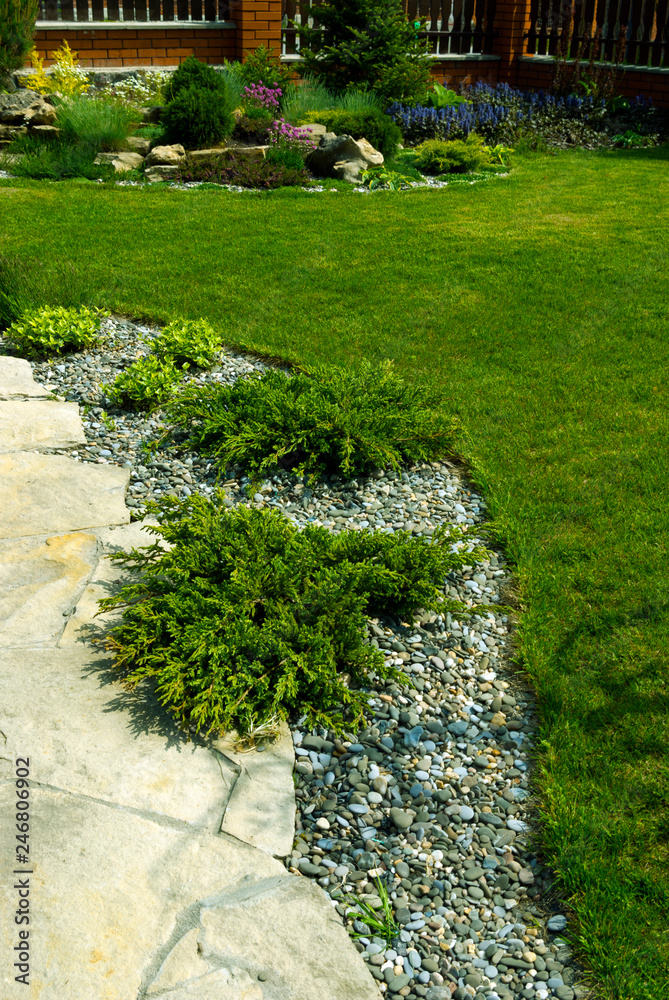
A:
[
  {"left": 526, "top": 0, "right": 669, "bottom": 67},
  {"left": 36, "top": 0, "right": 230, "bottom": 21},
  {"left": 281, "top": 0, "right": 497, "bottom": 58}
]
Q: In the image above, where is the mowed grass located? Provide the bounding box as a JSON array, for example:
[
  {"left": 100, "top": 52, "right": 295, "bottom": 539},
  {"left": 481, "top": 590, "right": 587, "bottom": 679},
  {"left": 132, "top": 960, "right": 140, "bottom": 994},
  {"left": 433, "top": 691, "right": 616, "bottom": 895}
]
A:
[{"left": 2, "top": 145, "right": 668, "bottom": 997}]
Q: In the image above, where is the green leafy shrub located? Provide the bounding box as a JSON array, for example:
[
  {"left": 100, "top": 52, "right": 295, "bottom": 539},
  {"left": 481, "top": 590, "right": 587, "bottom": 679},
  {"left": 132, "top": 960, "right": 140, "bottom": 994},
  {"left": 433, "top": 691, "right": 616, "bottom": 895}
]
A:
[
  {"left": 299, "top": 109, "right": 402, "bottom": 158},
  {"left": 55, "top": 95, "right": 139, "bottom": 150},
  {"left": 413, "top": 135, "right": 491, "bottom": 174},
  {"left": 234, "top": 105, "right": 273, "bottom": 142},
  {"left": 174, "top": 151, "right": 309, "bottom": 189},
  {"left": 2, "top": 305, "right": 106, "bottom": 357},
  {"left": 161, "top": 86, "right": 235, "bottom": 149},
  {"left": 293, "top": 0, "right": 431, "bottom": 107},
  {"left": 236, "top": 44, "right": 292, "bottom": 92},
  {"left": 99, "top": 496, "right": 475, "bottom": 736},
  {"left": 105, "top": 354, "right": 181, "bottom": 411},
  {"left": 426, "top": 83, "right": 471, "bottom": 109},
  {"left": 169, "top": 360, "right": 457, "bottom": 479},
  {"left": 164, "top": 55, "right": 228, "bottom": 103},
  {"left": 0, "top": 0, "right": 38, "bottom": 90},
  {"left": 151, "top": 318, "right": 221, "bottom": 369}
]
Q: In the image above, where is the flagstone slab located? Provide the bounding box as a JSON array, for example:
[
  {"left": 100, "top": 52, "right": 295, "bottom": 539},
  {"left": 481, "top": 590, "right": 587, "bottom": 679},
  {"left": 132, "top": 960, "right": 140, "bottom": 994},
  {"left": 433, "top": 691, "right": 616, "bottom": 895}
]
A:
[
  {"left": 0, "top": 399, "right": 86, "bottom": 452},
  {"left": 215, "top": 726, "right": 296, "bottom": 859},
  {"left": 0, "top": 648, "right": 235, "bottom": 829},
  {"left": 0, "top": 784, "right": 379, "bottom": 1000},
  {"left": 0, "top": 355, "right": 53, "bottom": 399},
  {"left": 0, "top": 531, "right": 98, "bottom": 647},
  {"left": 0, "top": 451, "right": 129, "bottom": 537}
]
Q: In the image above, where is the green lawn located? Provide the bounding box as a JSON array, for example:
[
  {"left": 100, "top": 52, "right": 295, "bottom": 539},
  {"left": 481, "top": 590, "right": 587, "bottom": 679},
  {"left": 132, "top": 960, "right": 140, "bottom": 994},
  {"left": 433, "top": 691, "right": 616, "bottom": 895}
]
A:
[{"left": 2, "top": 145, "right": 668, "bottom": 998}]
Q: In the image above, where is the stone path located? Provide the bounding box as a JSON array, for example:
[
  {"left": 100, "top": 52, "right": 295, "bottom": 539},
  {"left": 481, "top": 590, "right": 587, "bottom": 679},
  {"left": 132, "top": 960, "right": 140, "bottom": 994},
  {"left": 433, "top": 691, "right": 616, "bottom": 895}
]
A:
[{"left": 0, "top": 357, "right": 379, "bottom": 999}]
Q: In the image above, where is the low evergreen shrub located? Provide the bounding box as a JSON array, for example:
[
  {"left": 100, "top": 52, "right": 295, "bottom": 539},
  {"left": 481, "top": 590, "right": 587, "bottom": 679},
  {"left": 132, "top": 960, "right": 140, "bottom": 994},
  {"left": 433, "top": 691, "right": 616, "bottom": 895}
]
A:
[
  {"left": 174, "top": 151, "right": 310, "bottom": 189},
  {"left": 99, "top": 496, "right": 476, "bottom": 736},
  {"left": 413, "top": 135, "right": 491, "bottom": 174},
  {"left": 151, "top": 317, "right": 222, "bottom": 369},
  {"left": 2, "top": 305, "right": 106, "bottom": 356},
  {"left": 299, "top": 109, "right": 401, "bottom": 157},
  {"left": 164, "top": 54, "right": 228, "bottom": 103},
  {"left": 161, "top": 86, "right": 235, "bottom": 149},
  {"left": 168, "top": 361, "right": 458, "bottom": 479},
  {"left": 105, "top": 354, "right": 181, "bottom": 411}
]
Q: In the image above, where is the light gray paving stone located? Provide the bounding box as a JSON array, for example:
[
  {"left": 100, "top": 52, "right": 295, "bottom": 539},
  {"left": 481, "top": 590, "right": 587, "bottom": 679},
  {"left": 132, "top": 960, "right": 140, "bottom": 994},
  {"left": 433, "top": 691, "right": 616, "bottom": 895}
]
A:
[
  {"left": 0, "top": 531, "right": 98, "bottom": 647},
  {"left": 215, "top": 725, "right": 297, "bottom": 858},
  {"left": 0, "top": 399, "right": 86, "bottom": 452},
  {"left": 0, "top": 647, "right": 235, "bottom": 829},
  {"left": 0, "top": 451, "right": 130, "bottom": 537},
  {"left": 0, "top": 783, "right": 375, "bottom": 1000},
  {"left": 0, "top": 355, "right": 54, "bottom": 399}
]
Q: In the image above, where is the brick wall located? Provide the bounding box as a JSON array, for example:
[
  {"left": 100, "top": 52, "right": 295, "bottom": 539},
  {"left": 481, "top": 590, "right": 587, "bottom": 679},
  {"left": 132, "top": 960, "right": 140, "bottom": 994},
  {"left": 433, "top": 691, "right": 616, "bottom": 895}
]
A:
[{"left": 31, "top": 26, "right": 237, "bottom": 67}]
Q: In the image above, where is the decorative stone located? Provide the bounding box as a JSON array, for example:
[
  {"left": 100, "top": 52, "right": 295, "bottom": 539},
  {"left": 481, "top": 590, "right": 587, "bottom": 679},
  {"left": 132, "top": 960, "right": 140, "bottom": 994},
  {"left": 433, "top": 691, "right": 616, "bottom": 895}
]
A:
[
  {"left": 233, "top": 144, "right": 268, "bottom": 161},
  {"left": 308, "top": 134, "right": 384, "bottom": 183},
  {"left": 0, "top": 88, "right": 47, "bottom": 124},
  {"left": 94, "top": 151, "right": 144, "bottom": 173},
  {"left": 123, "top": 135, "right": 151, "bottom": 155},
  {"left": 144, "top": 143, "right": 186, "bottom": 166},
  {"left": 0, "top": 357, "right": 53, "bottom": 400},
  {"left": 144, "top": 165, "right": 179, "bottom": 183}
]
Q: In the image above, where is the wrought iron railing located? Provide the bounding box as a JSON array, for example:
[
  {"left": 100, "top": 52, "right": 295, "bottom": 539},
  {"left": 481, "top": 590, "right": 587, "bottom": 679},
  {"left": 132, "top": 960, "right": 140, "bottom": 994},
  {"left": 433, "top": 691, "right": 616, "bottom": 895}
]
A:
[
  {"left": 281, "top": 0, "right": 497, "bottom": 58},
  {"left": 36, "top": 0, "right": 230, "bottom": 21},
  {"left": 526, "top": 0, "right": 668, "bottom": 67}
]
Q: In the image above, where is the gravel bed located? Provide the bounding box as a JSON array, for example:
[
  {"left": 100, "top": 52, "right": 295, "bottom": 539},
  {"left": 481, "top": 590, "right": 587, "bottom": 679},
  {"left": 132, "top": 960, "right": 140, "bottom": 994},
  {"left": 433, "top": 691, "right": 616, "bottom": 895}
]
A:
[{"left": 25, "top": 314, "right": 584, "bottom": 1000}]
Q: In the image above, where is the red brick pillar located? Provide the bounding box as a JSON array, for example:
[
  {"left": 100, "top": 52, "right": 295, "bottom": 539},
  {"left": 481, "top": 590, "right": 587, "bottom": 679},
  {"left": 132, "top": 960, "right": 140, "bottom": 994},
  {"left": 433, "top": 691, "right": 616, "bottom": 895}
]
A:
[
  {"left": 493, "top": 0, "right": 533, "bottom": 86},
  {"left": 231, "top": 0, "right": 283, "bottom": 63}
]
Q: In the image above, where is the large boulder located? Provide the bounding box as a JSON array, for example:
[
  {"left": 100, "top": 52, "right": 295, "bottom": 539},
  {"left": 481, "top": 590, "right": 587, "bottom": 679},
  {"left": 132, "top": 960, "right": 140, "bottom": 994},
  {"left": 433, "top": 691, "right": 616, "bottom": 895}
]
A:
[
  {"left": 0, "top": 89, "right": 54, "bottom": 125},
  {"left": 122, "top": 135, "right": 151, "bottom": 156},
  {"left": 144, "top": 164, "right": 180, "bottom": 183},
  {"left": 145, "top": 143, "right": 185, "bottom": 167},
  {"left": 307, "top": 134, "right": 383, "bottom": 183},
  {"left": 94, "top": 151, "right": 145, "bottom": 173}
]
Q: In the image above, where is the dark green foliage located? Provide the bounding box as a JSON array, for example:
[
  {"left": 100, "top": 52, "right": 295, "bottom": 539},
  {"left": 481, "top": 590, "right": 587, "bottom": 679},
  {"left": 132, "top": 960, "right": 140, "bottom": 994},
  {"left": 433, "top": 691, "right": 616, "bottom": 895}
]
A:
[
  {"left": 161, "top": 86, "right": 235, "bottom": 149},
  {"left": 100, "top": 496, "right": 473, "bottom": 736},
  {"left": 164, "top": 55, "right": 228, "bottom": 102},
  {"left": 265, "top": 146, "right": 306, "bottom": 171},
  {"left": 233, "top": 105, "right": 273, "bottom": 142},
  {"left": 413, "top": 136, "right": 491, "bottom": 175},
  {"left": 1, "top": 133, "right": 115, "bottom": 180},
  {"left": 174, "top": 151, "right": 310, "bottom": 189},
  {"left": 293, "top": 0, "right": 431, "bottom": 106},
  {"left": 299, "top": 108, "right": 402, "bottom": 158},
  {"left": 0, "top": 0, "right": 38, "bottom": 82},
  {"left": 168, "top": 361, "right": 458, "bottom": 479}
]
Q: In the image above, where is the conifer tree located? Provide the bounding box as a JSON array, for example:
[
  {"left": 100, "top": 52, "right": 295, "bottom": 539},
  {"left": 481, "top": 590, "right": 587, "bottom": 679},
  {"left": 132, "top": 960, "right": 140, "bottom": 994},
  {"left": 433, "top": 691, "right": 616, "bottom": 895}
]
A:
[
  {"left": 0, "top": 0, "right": 39, "bottom": 92},
  {"left": 294, "top": 0, "right": 431, "bottom": 106}
]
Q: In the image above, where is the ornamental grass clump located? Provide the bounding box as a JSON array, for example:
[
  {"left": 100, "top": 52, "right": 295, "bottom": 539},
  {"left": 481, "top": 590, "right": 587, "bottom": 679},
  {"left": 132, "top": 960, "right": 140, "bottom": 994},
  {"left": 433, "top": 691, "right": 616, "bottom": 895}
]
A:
[
  {"left": 168, "top": 360, "right": 458, "bottom": 479},
  {"left": 99, "top": 495, "right": 475, "bottom": 737}
]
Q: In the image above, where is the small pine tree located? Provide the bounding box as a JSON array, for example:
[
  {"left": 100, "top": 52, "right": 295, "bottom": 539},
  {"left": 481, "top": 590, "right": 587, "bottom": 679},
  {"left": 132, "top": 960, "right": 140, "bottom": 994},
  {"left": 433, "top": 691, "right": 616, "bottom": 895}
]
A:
[
  {"left": 0, "top": 0, "right": 39, "bottom": 91},
  {"left": 294, "top": 0, "right": 431, "bottom": 107}
]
